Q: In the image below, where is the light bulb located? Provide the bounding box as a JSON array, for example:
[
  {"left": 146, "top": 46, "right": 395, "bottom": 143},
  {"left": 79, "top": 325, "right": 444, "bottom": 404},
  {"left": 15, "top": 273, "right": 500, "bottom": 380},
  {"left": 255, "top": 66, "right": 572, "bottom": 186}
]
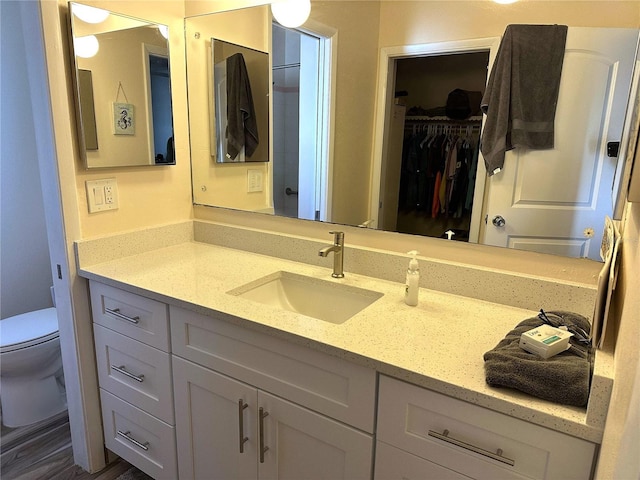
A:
[
  {"left": 71, "top": 4, "right": 109, "bottom": 24},
  {"left": 74, "top": 35, "right": 99, "bottom": 58},
  {"left": 271, "top": 0, "right": 311, "bottom": 28}
]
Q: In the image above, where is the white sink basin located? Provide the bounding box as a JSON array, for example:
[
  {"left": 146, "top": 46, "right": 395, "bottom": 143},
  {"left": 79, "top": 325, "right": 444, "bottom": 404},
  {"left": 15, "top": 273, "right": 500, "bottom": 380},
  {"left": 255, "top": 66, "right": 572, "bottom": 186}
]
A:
[{"left": 228, "top": 271, "right": 383, "bottom": 324}]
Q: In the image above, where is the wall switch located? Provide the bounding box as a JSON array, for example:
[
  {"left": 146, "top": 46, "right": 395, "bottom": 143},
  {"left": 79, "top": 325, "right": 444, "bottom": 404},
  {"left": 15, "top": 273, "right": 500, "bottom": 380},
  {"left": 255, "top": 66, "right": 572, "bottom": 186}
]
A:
[
  {"left": 247, "top": 169, "right": 263, "bottom": 192},
  {"left": 86, "top": 178, "right": 119, "bottom": 213}
]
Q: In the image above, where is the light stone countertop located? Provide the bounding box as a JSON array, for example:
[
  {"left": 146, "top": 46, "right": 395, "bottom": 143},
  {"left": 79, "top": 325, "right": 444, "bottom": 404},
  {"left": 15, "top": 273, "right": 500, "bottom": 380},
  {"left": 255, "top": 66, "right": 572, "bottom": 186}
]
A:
[{"left": 77, "top": 240, "right": 608, "bottom": 444}]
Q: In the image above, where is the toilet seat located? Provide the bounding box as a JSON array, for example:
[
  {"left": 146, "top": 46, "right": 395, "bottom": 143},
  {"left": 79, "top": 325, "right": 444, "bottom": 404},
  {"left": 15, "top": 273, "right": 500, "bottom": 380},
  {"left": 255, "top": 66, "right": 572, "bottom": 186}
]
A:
[{"left": 1, "top": 307, "right": 59, "bottom": 353}]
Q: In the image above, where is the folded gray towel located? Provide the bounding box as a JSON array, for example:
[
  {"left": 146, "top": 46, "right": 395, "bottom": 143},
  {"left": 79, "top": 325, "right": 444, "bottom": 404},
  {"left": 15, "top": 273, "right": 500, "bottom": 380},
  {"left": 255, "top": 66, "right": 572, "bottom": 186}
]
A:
[
  {"left": 483, "top": 310, "right": 592, "bottom": 407},
  {"left": 481, "top": 24, "right": 568, "bottom": 175}
]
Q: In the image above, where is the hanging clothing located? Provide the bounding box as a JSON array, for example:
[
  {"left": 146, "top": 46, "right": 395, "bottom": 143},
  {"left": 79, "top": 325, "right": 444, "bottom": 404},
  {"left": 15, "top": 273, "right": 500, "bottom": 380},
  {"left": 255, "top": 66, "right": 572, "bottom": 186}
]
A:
[{"left": 400, "top": 122, "right": 480, "bottom": 221}]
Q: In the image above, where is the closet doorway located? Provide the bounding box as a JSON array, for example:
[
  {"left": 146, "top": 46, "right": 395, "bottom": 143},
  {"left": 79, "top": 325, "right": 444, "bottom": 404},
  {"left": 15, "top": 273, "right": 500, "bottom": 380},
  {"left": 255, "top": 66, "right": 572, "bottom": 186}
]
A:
[
  {"left": 386, "top": 52, "right": 489, "bottom": 242},
  {"left": 371, "top": 38, "right": 500, "bottom": 244}
]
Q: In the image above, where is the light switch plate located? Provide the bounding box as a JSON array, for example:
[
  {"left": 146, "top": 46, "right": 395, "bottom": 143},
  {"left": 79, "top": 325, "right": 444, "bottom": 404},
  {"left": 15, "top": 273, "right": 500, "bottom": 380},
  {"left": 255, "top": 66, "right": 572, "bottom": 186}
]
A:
[
  {"left": 86, "top": 178, "right": 119, "bottom": 213},
  {"left": 247, "top": 169, "right": 263, "bottom": 192}
]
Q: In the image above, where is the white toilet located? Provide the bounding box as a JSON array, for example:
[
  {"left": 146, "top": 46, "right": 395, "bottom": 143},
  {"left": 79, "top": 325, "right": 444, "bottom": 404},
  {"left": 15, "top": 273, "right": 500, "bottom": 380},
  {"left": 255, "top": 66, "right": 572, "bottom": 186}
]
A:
[{"left": 0, "top": 307, "right": 67, "bottom": 427}]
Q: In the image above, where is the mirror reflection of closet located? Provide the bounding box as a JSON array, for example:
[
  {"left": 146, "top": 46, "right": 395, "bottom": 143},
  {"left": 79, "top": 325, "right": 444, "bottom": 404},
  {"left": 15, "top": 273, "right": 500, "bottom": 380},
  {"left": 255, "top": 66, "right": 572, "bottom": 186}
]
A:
[{"left": 387, "top": 52, "right": 490, "bottom": 243}]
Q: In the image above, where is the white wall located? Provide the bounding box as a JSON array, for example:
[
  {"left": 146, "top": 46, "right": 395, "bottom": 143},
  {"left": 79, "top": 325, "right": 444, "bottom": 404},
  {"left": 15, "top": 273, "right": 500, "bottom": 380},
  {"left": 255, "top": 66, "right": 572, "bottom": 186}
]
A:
[
  {"left": 595, "top": 200, "right": 640, "bottom": 479},
  {"left": 0, "top": 0, "right": 54, "bottom": 319},
  {"left": 64, "top": 0, "right": 192, "bottom": 239}
]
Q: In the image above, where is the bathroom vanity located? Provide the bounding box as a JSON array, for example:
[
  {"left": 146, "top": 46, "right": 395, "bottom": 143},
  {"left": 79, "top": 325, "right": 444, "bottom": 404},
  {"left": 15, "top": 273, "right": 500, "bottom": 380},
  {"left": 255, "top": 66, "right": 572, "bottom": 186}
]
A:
[{"left": 78, "top": 221, "right": 609, "bottom": 480}]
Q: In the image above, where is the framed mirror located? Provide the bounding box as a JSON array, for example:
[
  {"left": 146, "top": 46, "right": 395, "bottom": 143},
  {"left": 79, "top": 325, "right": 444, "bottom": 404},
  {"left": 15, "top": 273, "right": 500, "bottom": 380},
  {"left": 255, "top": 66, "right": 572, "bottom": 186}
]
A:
[
  {"left": 68, "top": 2, "right": 175, "bottom": 168},
  {"left": 187, "top": 1, "right": 640, "bottom": 261}
]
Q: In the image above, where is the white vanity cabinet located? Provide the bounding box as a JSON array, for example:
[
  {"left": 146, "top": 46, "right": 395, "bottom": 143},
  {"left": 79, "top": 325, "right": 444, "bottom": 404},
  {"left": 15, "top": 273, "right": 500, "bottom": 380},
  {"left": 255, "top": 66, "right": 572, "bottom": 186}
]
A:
[
  {"left": 173, "top": 357, "right": 373, "bottom": 479},
  {"left": 87, "top": 281, "right": 599, "bottom": 480},
  {"left": 375, "top": 375, "right": 597, "bottom": 480},
  {"left": 90, "top": 281, "right": 177, "bottom": 479},
  {"left": 170, "top": 305, "right": 376, "bottom": 480}
]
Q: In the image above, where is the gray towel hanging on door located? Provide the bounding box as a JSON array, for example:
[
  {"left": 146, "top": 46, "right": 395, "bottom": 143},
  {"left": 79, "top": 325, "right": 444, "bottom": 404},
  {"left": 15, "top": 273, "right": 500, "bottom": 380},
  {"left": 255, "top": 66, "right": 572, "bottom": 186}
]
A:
[{"left": 480, "top": 24, "right": 568, "bottom": 176}]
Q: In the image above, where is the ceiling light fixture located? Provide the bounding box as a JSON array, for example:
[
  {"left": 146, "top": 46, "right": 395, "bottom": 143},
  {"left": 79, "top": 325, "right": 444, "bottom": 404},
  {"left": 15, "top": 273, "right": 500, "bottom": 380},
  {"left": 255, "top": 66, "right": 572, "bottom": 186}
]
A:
[
  {"left": 71, "top": 4, "right": 110, "bottom": 24},
  {"left": 73, "top": 35, "right": 99, "bottom": 58},
  {"left": 271, "top": 0, "right": 311, "bottom": 28}
]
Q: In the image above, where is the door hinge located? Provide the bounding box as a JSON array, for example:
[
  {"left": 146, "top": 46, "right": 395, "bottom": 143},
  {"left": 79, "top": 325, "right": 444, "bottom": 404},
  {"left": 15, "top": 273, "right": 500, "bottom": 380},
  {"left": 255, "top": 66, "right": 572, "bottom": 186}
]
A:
[{"left": 57, "top": 264, "right": 62, "bottom": 279}]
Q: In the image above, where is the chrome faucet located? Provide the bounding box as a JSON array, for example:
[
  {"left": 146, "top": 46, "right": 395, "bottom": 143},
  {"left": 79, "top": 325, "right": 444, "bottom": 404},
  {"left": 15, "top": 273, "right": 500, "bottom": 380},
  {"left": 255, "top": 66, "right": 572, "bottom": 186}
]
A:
[{"left": 318, "top": 231, "right": 344, "bottom": 278}]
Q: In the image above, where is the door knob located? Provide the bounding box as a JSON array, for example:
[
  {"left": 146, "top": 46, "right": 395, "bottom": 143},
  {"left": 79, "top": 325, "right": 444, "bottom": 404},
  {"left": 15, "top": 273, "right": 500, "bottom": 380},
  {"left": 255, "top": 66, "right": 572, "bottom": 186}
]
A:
[{"left": 492, "top": 215, "right": 506, "bottom": 227}]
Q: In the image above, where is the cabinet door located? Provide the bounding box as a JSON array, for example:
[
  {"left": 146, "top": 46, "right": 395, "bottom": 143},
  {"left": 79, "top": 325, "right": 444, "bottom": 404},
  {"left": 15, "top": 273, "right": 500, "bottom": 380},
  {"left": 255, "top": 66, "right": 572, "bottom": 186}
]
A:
[
  {"left": 258, "top": 391, "right": 373, "bottom": 480},
  {"left": 173, "top": 357, "right": 257, "bottom": 480},
  {"left": 375, "top": 441, "right": 472, "bottom": 480}
]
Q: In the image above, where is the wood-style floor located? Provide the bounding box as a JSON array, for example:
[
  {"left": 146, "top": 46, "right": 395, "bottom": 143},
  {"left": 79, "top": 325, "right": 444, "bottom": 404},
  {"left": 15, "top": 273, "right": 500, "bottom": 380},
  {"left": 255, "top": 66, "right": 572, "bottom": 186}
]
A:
[{"left": 1, "top": 412, "right": 135, "bottom": 480}]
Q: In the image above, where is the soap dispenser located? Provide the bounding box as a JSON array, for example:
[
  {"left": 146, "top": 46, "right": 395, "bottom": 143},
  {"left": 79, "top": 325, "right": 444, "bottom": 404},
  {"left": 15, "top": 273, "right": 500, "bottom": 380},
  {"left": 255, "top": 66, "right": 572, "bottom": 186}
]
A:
[{"left": 405, "top": 250, "right": 420, "bottom": 306}]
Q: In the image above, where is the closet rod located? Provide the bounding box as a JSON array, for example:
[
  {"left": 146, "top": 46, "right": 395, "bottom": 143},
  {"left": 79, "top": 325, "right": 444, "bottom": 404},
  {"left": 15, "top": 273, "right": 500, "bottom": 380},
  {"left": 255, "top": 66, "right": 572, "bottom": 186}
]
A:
[{"left": 272, "top": 62, "right": 301, "bottom": 71}]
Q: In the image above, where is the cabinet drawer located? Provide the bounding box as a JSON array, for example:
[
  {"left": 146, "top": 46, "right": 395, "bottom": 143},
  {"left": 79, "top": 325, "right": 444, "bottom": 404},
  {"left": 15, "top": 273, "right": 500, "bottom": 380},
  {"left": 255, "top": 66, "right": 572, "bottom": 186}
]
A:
[
  {"left": 90, "top": 281, "right": 169, "bottom": 351},
  {"left": 171, "top": 305, "right": 377, "bottom": 433},
  {"left": 95, "top": 324, "right": 174, "bottom": 424},
  {"left": 375, "top": 441, "right": 472, "bottom": 480},
  {"left": 377, "top": 376, "right": 596, "bottom": 480},
  {"left": 100, "top": 390, "right": 177, "bottom": 480}
]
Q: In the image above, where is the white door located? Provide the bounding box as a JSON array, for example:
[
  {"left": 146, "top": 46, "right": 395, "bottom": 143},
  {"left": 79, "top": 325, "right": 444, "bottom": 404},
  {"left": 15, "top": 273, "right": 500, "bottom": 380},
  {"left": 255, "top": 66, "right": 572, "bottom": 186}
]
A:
[
  {"left": 298, "top": 33, "right": 321, "bottom": 221},
  {"left": 379, "top": 104, "right": 406, "bottom": 231},
  {"left": 480, "top": 28, "right": 638, "bottom": 260},
  {"left": 173, "top": 357, "right": 258, "bottom": 480},
  {"left": 257, "top": 391, "right": 373, "bottom": 480}
]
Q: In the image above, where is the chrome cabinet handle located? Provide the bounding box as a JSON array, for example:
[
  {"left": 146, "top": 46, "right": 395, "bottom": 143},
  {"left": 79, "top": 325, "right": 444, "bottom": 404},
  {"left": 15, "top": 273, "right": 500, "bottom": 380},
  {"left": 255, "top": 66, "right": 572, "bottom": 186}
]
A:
[
  {"left": 111, "top": 365, "right": 144, "bottom": 383},
  {"left": 428, "top": 429, "right": 515, "bottom": 466},
  {"left": 238, "top": 399, "right": 249, "bottom": 453},
  {"left": 105, "top": 307, "right": 140, "bottom": 324},
  {"left": 259, "top": 407, "right": 269, "bottom": 463},
  {"left": 117, "top": 430, "right": 149, "bottom": 451}
]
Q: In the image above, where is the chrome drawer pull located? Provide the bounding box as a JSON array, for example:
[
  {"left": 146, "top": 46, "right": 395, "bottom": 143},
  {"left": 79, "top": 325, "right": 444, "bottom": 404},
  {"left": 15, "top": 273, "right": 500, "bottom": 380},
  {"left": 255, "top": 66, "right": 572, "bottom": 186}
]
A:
[
  {"left": 105, "top": 307, "right": 140, "bottom": 324},
  {"left": 111, "top": 365, "right": 145, "bottom": 383},
  {"left": 238, "top": 399, "right": 249, "bottom": 453},
  {"left": 259, "top": 407, "right": 269, "bottom": 463},
  {"left": 428, "top": 429, "right": 515, "bottom": 467},
  {"left": 117, "top": 430, "right": 149, "bottom": 451}
]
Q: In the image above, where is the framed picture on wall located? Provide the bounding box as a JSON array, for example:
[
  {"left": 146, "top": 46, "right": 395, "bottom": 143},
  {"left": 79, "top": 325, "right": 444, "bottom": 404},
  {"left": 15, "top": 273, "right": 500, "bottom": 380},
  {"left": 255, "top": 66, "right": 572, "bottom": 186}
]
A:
[{"left": 113, "top": 102, "right": 135, "bottom": 135}]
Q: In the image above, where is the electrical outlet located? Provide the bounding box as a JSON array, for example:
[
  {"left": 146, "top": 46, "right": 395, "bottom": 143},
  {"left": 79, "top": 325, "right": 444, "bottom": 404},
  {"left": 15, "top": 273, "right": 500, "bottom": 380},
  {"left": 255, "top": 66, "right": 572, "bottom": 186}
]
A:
[
  {"left": 104, "top": 185, "right": 114, "bottom": 204},
  {"left": 86, "top": 179, "right": 119, "bottom": 213}
]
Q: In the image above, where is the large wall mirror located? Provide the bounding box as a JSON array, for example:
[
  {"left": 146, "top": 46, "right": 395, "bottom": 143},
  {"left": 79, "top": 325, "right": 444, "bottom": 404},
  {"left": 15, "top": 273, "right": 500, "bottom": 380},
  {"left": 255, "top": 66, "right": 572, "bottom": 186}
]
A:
[
  {"left": 187, "top": 1, "right": 640, "bottom": 261},
  {"left": 69, "top": 2, "right": 176, "bottom": 168}
]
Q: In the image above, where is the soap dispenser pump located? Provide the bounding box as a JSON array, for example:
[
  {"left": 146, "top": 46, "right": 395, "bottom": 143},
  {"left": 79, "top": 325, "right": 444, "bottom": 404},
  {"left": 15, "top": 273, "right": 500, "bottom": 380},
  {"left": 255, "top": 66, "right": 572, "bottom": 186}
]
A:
[{"left": 405, "top": 250, "right": 420, "bottom": 306}]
